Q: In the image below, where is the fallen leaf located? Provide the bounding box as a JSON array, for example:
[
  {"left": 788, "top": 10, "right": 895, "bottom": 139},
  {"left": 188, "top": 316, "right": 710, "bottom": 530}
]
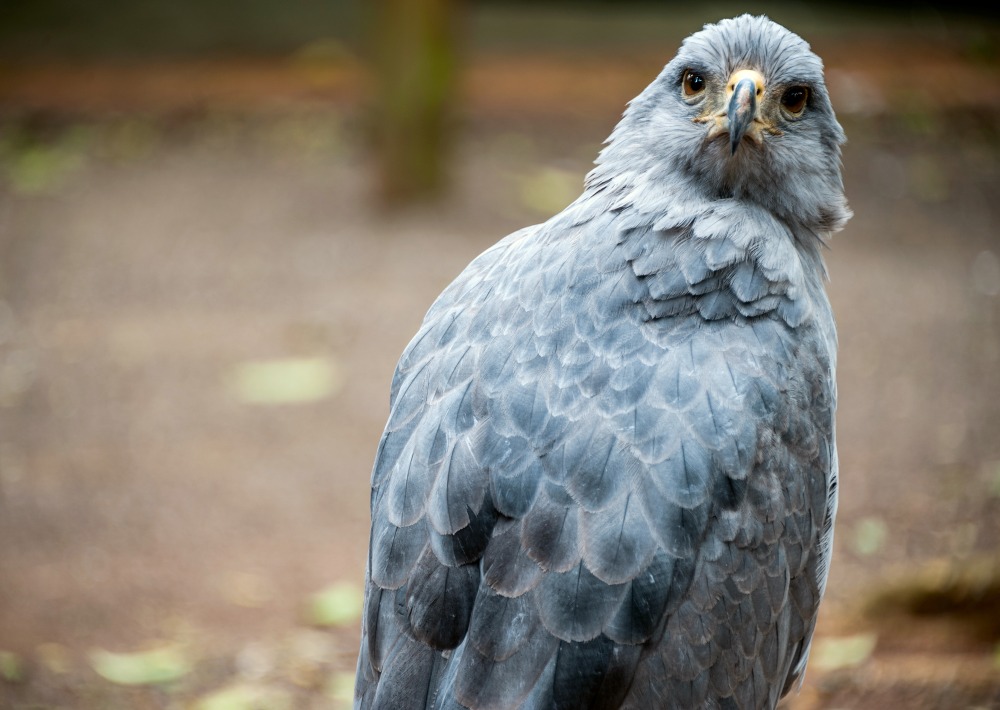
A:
[
  {"left": 811, "top": 633, "right": 878, "bottom": 672},
  {"left": 0, "top": 650, "right": 23, "bottom": 683},
  {"left": 853, "top": 517, "right": 888, "bottom": 556},
  {"left": 517, "top": 167, "right": 580, "bottom": 216},
  {"left": 228, "top": 356, "right": 343, "bottom": 405},
  {"left": 327, "top": 671, "right": 355, "bottom": 708},
  {"left": 89, "top": 645, "right": 191, "bottom": 686},
  {"left": 988, "top": 461, "right": 1000, "bottom": 498},
  {"left": 2, "top": 128, "right": 91, "bottom": 195},
  {"left": 307, "top": 582, "right": 363, "bottom": 628},
  {"left": 193, "top": 682, "right": 292, "bottom": 710}
]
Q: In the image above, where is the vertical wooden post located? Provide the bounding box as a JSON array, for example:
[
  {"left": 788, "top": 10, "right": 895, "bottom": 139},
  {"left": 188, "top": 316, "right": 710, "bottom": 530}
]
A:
[{"left": 370, "top": 0, "right": 458, "bottom": 205}]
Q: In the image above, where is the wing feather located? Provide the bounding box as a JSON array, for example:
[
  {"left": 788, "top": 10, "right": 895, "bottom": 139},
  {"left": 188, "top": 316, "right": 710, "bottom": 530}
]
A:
[{"left": 357, "top": 186, "right": 838, "bottom": 710}]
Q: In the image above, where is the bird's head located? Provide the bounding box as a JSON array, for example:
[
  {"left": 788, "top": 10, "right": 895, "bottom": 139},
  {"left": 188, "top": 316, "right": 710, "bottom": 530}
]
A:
[{"left": 591, "top": 15, "right": 851, "bottom": 234}]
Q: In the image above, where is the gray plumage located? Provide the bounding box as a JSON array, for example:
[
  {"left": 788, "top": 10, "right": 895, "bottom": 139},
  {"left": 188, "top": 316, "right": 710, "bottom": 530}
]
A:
[{"left": 355, "top": 14, "right": 850, "bottom": 710}]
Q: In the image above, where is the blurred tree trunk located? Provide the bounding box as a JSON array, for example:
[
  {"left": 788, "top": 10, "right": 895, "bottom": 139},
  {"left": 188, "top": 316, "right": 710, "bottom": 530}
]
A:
[{"left": 370, "top": 0, "right": 459, "bottom": 205}]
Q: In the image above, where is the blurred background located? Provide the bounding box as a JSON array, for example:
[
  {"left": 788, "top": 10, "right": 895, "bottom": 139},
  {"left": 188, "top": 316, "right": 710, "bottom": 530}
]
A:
[{"left": 0, "top": 1, "right": 998, "bottom": 708}]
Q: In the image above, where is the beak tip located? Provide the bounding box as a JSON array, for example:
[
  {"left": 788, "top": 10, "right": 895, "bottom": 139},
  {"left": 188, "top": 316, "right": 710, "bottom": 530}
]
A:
[{"left": 726, "top": 76, "right": 758, "bottom": 158}]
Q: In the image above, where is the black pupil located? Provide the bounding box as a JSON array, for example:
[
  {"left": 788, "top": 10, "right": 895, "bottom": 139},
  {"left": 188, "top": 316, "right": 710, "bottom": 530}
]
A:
[
  {"left": 783, "top": 87, "right": 806, "bottom": 108},
  {"left": 687, "top": 73, "right": 704, "bottom": 91}
]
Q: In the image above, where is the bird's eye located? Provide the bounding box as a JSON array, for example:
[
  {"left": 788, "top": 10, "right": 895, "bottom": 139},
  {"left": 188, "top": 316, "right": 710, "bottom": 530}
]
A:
[
  {"left": 781, "top": 86, "right": 809, "bottom": 114},
  {"left": 682, "top": 70, "right": 706, "bottom": 97}
]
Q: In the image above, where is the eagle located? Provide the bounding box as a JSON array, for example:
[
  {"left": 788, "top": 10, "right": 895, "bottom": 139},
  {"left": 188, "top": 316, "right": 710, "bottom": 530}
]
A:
[{"left": 354, "top": 14, "right": 851, "bottom": 709}]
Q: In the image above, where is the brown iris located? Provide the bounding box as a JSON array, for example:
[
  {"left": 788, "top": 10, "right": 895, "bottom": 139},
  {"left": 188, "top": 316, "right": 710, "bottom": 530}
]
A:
[
  {"left": 682, "top": 69, "right": 706, "bottom": 97},
  {"left": 781, "top": 86, "right": 809, "bottom": 114}
]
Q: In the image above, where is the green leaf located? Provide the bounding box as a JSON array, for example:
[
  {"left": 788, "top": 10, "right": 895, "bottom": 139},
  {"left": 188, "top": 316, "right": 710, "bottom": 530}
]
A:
[
  {"left": 517, "top": 167, "right": 580, "bottom": 216},
  {"left": 988, "top": 461, "right": 1000, "bottom": 498},
  {"left": 0, "top": 650, "right": 24, "bottom": 683},
  {"left": 853, "top": 517, "right": 888, "bottom": 556},
  {"left": 2, "top": 127, "right": 92, "bottom": 195},
  {"left": 89, "top": 645, "right": 191, "bottom": 686},
  {"left": 307, "top": 582, "right": 363, "bottom": 628},
  {"left": 326, "top": 671, "right": 356, "bottom": 708},
  {"left": 194, "top": 683, "right": 292, "bottom": 710},
  {"left": 811, "top": 633, "right": 877, "bottom": 672},
  {"left": 228, "top": 356, "right": 343, "bottom": 405}
]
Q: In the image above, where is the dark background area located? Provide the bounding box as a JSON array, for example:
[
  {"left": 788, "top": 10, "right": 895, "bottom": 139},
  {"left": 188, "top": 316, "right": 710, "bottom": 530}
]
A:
[
  {"left": 1, "top": 1, "right": 997, "bottom": 59},
  {"left": 1, "top": 2, "right": 999, "bottom": 708}
]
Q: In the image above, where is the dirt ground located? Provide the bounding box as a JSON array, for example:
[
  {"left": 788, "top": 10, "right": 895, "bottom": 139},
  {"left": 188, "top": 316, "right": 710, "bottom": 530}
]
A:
[{"left": 1, "top": 29, "right": 1000, "bottom": 710}]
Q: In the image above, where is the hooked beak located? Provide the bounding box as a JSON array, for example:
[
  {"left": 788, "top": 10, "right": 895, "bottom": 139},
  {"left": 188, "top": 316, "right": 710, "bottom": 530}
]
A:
[
  {"left": 697, "top": 69, "right": 772, "bottom": 155},
  {"left": 728, "top": 77, "right": 758, "bottom": 155}
]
